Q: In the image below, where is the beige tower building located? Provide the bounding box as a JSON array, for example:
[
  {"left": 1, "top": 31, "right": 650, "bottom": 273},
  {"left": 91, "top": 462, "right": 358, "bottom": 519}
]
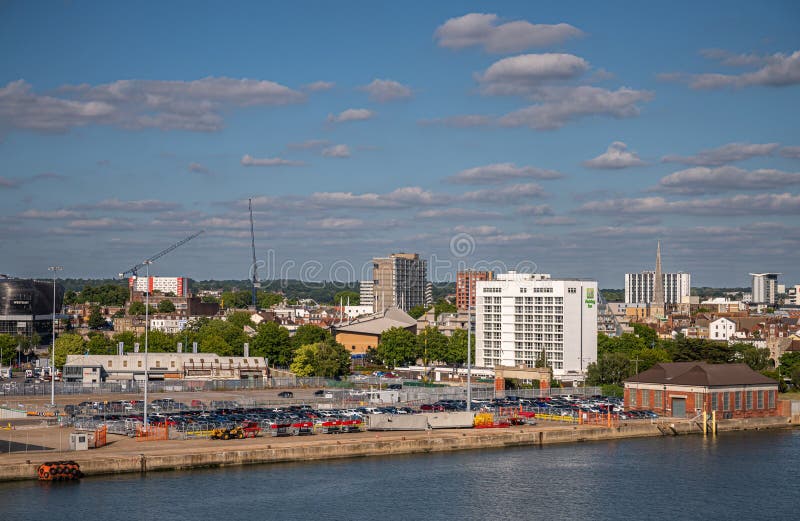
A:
[{"left": 372, "top": 253, "right": 430, "bottom": 313}]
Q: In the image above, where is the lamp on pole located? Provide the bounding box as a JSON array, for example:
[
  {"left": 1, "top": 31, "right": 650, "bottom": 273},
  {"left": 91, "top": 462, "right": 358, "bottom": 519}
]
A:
[
  {"left": 48, "top": 265, "right": 62, "bottom": 407},
  {"left": 143, "top": 260, "right": 152, "bottom": 430},
  {"left": 466, "top": 270, "right": 472, "bottom": 412}
]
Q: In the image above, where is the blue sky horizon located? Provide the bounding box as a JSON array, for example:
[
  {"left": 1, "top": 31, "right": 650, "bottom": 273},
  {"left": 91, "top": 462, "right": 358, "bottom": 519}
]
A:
[{"left": 1, "top": 1, "right": 799, "bottom": 288}]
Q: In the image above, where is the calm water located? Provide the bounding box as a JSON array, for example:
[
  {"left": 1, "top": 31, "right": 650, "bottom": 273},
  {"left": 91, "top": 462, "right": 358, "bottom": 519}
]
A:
[{"left": 1, "top": 430, "right": 797, "bottom": 521}]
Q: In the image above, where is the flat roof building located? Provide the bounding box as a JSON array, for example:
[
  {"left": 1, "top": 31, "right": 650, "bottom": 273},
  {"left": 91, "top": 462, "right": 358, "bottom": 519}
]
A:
[{"left": 475, "top": 272, "right": 597, "bottom": 381}]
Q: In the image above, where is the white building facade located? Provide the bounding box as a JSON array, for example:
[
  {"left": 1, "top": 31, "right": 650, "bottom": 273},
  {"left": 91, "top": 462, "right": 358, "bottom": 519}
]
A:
[
  {"left": 475, "top": 272, "right": 598, "bottom": 381},
  {"left": 625, "top": 272, "right": 691, "bottom": 305},
  {"left": 359, "top": 280, "right": 374, "bottom": 311},
  {"left": 710, "top": 317, "right": 736, "bottom": 341},
  {"left": 750, "top": 273, "right": 780, "bottom": 305}
]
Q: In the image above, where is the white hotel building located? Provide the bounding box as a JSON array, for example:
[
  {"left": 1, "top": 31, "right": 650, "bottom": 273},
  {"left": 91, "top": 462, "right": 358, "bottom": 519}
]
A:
[{"left": 475, "top": 272, "right": 598, "bottom": 380}]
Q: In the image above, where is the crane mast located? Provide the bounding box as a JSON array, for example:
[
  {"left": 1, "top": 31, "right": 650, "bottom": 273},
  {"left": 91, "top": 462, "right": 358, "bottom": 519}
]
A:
[{"left": 249, "top": 198, "right": 260, "bottom": 309}]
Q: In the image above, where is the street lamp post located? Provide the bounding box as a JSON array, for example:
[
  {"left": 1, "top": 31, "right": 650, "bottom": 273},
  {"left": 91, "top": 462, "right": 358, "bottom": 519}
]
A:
[
  {"left": 466, "top": 270, "right": 472, "bottom": 412},
  {"left": 48, "top": 265, "right": 62, "bottom": 407},
  {"left": 143, "top": 260, "right": 152, "bottom": 430}
]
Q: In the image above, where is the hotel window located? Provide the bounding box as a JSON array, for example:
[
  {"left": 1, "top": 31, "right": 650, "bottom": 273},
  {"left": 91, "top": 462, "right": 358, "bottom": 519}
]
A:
[
  {"left": 722, "top": 392, "right": 729, "bottom": 411},
  {"left": 711, "top": 393, "right": 718, "bottom": 411},
  {"left": 757, "top": 391, "right": 764, "bottom": 409},
  {"left": 568, "top": 287, "right": 577, "bottom": 294},
  {"left": 654, "top": 390, "right": 662, "bottom": 408},
  {"left": 641, "top": 390, "right": 649, "bottom": 407},
  {"left": 734, "top": 391, "right": 741, "bottom": 410},
  {"left": 746, "top": 391, "right": 753, "bottom": 410}
]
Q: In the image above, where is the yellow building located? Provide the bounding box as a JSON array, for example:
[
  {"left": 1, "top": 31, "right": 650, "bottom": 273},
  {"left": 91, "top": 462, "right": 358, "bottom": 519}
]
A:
[{"left": 334, "top": 307, "right": 417, "bottom": 356}]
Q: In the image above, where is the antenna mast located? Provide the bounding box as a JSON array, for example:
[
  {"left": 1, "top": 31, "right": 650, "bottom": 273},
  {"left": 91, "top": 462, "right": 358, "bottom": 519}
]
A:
[{"left": 249, "top": 198, "right": 260, "bottom": 309}]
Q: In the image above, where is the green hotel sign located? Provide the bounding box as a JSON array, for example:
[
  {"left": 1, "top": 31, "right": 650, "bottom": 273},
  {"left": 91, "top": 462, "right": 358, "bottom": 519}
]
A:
[{"left": 584, "top": 288, "right": 595, "bottom": 308}]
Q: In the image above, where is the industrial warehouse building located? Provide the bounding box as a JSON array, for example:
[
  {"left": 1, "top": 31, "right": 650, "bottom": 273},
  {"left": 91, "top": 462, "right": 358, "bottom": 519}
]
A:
[
  {"left": 63, "top": 353, "right": 269, "bottom": 383},
  {"left": 624, "top": 362, "right": 780, "bottom": 419}
]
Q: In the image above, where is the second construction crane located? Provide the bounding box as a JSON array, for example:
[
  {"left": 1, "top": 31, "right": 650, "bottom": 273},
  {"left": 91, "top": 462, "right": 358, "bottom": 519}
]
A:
[
  {"left": 249, "top": 198, "right": 260, "bottom": 309},
  {"left": 118, "top": 230, "right": 205, "bottom": 279}
]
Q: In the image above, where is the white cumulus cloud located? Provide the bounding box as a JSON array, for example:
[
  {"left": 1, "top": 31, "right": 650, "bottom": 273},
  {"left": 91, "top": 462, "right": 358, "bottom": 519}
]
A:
[
  {"left": 326, "top": 108, "right": 375, "bottom": 123},
  {"left": 447, "top": 162, "right": 562, "bottom": 184},
  {"left": 359, "top": 79, "right": 412, "bottom": 102},
  {"left": 478, "top": 54, "right": 590, "bottom": 96},
  {"left": 583, "top": 141, "right": 646, "bottom": 169},
  {"left": 322, "top": 144, "right": 351, "bottom": 158},
  {"left": 662, "top": 142, "right": 779, "bottom": 166},
  {"left": 241, "top": 154, "right": 304, "bottom": 167},
  {"left": 434, "top": 13, "right": 583, "bottom": 53}
]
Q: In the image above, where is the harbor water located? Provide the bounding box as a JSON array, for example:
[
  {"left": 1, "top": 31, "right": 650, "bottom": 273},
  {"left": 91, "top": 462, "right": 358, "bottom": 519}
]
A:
[{"left": 0, "top": 429, "right": 797, "bottom": 520}]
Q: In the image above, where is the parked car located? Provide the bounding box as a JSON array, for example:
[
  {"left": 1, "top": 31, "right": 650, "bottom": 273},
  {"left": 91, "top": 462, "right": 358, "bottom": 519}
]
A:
[
  {"left": 278, "top": 391, "right": 294, "bottom": 398},
  {"left": 313, "top": 390, "right": 325, "bottom": 396}
]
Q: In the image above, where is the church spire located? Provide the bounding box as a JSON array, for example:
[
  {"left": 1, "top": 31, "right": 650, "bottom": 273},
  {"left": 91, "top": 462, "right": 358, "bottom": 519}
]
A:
[{"left": 653, "top": 241, "right": 664, "bottom": 307}]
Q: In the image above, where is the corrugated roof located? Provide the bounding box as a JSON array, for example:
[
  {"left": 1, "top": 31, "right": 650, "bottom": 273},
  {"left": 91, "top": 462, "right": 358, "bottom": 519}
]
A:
[
  {"left": 334, "top": 306, "right": 416, "bottom": 336},
  {"left": 625, "top": 362, "right": 777, "bottom": 387}
]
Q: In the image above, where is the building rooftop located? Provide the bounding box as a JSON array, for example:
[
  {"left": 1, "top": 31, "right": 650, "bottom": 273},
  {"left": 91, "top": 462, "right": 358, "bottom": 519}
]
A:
[{"left": 625, "top": 362, "right": 777, "bottom": 387}]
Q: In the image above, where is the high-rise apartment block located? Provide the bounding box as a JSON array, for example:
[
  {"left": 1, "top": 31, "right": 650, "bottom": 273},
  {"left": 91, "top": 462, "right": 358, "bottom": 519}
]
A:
[
  {"left": 475, "top": 272, "right": 597, "bottom": 380},
  {"left": 625, "top": 272, "right": 691, "bottom": 305},
  {"left": 750, "top": 273, "right": 780, "bottom": 305},
  {"left": 456, "top": 271, "right": 493, "bottom": 310},
  {"left": 372, "top": 253, "right": 430, "bottom": 312},
  {"left": 359, "top": 280, "right": 374, "bottom": 311}
]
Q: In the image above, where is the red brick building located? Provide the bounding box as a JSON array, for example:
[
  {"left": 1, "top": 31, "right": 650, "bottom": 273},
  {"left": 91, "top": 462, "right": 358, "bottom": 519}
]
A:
[
  {"left": 624, "top": 362, "right": 780, "bottom": 419},
  {"left": 456, "top": 271, "right": 493, "bottom": 310}
]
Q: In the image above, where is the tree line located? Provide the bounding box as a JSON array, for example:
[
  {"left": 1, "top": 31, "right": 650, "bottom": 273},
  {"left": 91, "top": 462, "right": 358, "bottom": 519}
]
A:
[
  {"left": 45, "top": 316, "right": 351, "bottom": 378},
  {"left": 587, "top": 323, "right": 797, "bottom": 392}
]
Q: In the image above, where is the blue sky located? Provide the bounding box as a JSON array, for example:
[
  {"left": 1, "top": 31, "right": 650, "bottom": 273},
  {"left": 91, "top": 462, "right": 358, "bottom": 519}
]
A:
[{"left": 1, "top": 0, "right": 799, "bottom": 288}]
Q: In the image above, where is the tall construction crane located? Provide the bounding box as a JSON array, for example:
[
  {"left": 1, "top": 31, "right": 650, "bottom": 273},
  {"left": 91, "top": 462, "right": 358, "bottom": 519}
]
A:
[
  {"left": 249, "top": 198, "right": 260, "bottom": 309},
  {"left": 118, "top": 230, "right": 205, "bottom": 279}
]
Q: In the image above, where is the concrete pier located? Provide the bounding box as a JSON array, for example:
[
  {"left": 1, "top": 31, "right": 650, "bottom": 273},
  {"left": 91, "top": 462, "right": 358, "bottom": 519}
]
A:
[{"left": 0, "top": 416, "right": 792, "bottom": 482}]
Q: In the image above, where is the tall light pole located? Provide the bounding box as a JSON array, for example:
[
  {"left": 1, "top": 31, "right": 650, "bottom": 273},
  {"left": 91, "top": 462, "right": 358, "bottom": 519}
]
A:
[
  {"left": 466, "top": 270, "right": 472, "bottom": 412},
  {"left": 143, "top": 260, "right": 152, "bottom": 430},
  {"left": 48, "top": 265, "right": 62, "bottom": 407}
]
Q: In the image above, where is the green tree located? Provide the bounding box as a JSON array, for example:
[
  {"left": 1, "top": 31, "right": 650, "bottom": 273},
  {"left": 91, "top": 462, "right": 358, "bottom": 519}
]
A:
[
  {"left": 375, "top": 327, "right": 419, "bottom": 368},
  {"left": 251, "top": 321, "right": 292, "bottom": 366},
  {"left": 290, "top": 344, "right": 317, "bottom": 376},
  {"left": 138, "top": 330, "right": 176, "bottom": 352},
  {"left": 220, "top": 290, "right": 252, "bottom": 309},
  {"left": 0, "top": 334, "right": 17, "bottom": 367},
  {"left": 54, "top": 333, "right": 86, "bottom": 368},
  {"left": 87, "top": 306, "right": 106, "bottom": 329},
  {"left": 112, "top": 331, "right": 136, "bottom": 352},
  {"left": 417, "top": 326, "right": 448, "bottom": 367},
  {"left": 333, "top": 290, "right": 359, "bottom": 305},
  {"left": 226, "top": 311, "right": 254, "bottom": 331},
  {"left": 778, "top": 352, "right": 800, "bottom": 378},
  {"left": 199, "top": 334, "right": 234, "bottom": 356},
  {"left": 291, "top": 324, "right": 331, "bottom": 350},
  {"left": 311, "top": 338, "right": 351, "bottom": 377},
  {"left": 408, "top": 305, "right": 430, "bottom": 319},
  {"left": 535, "top": 350, "right": 548, "bottom": 368},
  {"left": 632, "top": 323, "right": 658, "bottom": 347},
  {"left": 128, "top": 301, "right": 146, "bottom": 316},
  {"left": 157, "top": 300, "right": 176, "bottom": 313},
  {"left": 733, "top": 344, "right": 773, "bottom": 371},
  {"left": 586, "top": 352, "right": 634, "bottom": 386},
  {"left": 434, "top": 299, "right": 457, "bottom": 317},
  {"left": 258, "top": 291, "right": 284, "bottom": 309},
  {"left": 445, "top": 329, "right": 474, "bottom": 366},
  {"left": 86, "top": 332, "right": 113, "bottom": 354}
]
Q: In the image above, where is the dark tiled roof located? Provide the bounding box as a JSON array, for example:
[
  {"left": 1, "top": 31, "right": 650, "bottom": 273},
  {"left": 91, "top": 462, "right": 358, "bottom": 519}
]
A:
[{"left": 625, "top": 362, "right": 777, "bottom": 387}]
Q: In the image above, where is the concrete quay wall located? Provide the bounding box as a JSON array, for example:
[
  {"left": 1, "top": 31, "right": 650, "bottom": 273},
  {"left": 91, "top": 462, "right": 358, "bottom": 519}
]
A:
[{"left": 0, "top": 416, "right": 792, "bottom": 482}]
